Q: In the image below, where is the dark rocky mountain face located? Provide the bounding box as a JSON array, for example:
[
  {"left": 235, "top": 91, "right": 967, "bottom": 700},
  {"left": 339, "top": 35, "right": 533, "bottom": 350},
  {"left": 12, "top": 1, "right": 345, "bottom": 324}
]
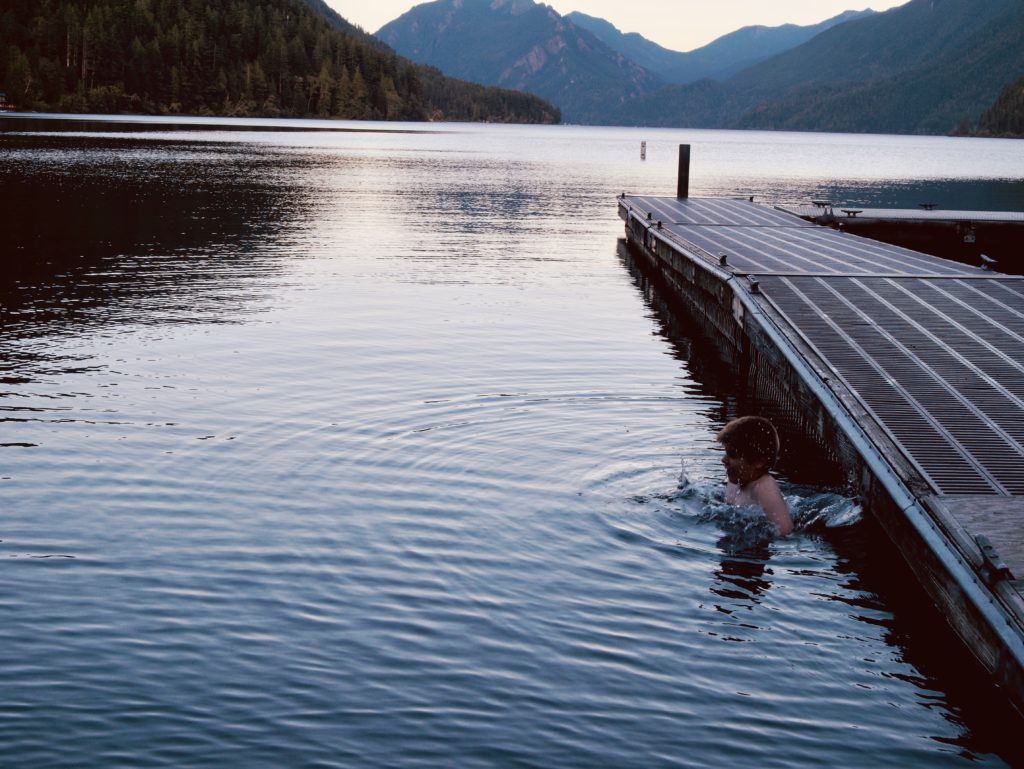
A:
[{"left": 377, "top": 0, "right": 663, "bottom": 123}]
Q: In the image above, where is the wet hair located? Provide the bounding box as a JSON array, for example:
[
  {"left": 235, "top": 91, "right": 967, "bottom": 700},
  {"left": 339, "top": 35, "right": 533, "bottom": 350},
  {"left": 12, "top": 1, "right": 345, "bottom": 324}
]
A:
[{"left": 717, "top": 416, "right": 780, "bottom": 468}]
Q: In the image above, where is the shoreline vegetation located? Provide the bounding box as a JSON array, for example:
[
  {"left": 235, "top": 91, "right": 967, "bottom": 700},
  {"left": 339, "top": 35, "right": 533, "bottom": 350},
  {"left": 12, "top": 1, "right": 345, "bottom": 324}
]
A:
[
  {"left": 966, "top": 76, "right": 1024, "bottom": 139},
  {"left": 0, "top": 0, "right": 560, "bottom": 125}
]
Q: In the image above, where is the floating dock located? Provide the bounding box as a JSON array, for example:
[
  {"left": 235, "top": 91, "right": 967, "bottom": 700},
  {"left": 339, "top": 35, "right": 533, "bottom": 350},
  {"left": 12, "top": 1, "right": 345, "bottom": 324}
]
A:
[
  {"left": 780, "top": 202, "right": 1024, "bottom": 274},
  {"left": 618, "top": 183, "right": 1024, "bottom": 708}
]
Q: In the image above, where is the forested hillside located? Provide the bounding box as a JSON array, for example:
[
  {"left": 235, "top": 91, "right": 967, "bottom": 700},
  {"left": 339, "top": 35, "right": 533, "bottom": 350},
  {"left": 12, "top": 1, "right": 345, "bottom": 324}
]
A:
[
  {"left": 415, "top": 65, "right": 561, "bottom": 123},
  {"left": 976, "top": 77, "right": 1024, "bottom": 137},
  {"left": 610, "top": 0, "right": 1024, "bottom": 135},
  {"left": 0, "top": 0, "right": 559, "bottom": 123}
]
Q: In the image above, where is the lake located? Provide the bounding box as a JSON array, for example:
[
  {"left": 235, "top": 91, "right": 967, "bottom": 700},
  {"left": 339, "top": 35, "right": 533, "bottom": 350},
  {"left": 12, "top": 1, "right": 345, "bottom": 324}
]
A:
[{"left": 2, "top": 115, "right": 1023, "bottom": 768}]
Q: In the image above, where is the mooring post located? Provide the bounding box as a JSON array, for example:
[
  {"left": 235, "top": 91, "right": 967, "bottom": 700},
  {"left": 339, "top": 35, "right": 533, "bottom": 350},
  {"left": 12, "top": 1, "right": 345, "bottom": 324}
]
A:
[{"left": 677, "top": 144, "right": 690, "bottom": 199}]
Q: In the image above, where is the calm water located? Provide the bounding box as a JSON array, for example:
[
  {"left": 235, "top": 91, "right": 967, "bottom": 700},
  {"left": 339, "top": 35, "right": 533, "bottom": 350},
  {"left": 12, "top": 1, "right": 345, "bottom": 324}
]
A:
[{"left": 2, "top": 116, "right": 1024, "bottom": 768}]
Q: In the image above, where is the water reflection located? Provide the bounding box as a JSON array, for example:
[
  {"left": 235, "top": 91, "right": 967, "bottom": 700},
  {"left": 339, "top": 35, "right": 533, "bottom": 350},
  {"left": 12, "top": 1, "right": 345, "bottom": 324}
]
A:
[
  {"left": 804, "top": 177, "right": 1024, "bottom": 212},
  {"left": 827, "top": 517, "right": 1024, "bottom": 765},
  {"left": 0, "top": 134, "right": 310, "bottom": 383},
  {"left": 1, "top": 135, "right": 306, "bottom": 300},
  {"left": 712, "top": 546, "right": 771, "bottom": 598}
]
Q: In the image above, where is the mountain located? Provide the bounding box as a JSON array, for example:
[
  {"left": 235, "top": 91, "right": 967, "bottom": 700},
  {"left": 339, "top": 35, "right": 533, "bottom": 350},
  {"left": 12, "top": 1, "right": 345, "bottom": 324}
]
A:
[
  {"left": 610, "top": 0, "right": 1024, "bottom": 135},
  {"left": 305, "top": 0, "right": 378, "bottom": 41},
  {"left": 976, "top": 76, "right": 1024, "bottom": 137},
  {"left": 0, "top": 0, "right": 559, "bottom": 123},
  {"left": 376, "top": 0, "right": 662, "bottom": 123},
  {"left": 306, "top": 0, "right": 560, "bottom": 122},
  {"left": 566, "top": 9, "right": 874, "bottom": 85}
]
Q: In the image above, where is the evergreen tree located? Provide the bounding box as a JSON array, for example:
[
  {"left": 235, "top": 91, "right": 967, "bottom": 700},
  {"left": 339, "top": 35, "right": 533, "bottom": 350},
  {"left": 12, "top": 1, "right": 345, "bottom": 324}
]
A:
[
  {"left": 976, "top": 76, "right": 1024, "bottom": 137},
  {"left": 0, "top": 0, "right": 559, "bottom": 123}
]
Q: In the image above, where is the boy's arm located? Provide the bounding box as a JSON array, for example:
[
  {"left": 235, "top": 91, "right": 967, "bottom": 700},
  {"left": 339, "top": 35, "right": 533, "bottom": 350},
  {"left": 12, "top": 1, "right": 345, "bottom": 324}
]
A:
[{"left": 754, "top": 476, "right": 794, "bottom": 536}]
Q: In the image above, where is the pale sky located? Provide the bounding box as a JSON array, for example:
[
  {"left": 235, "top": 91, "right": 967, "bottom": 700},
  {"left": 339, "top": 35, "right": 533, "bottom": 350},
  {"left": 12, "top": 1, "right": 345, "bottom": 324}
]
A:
[{"left": 324, "top": 0, "right": 908, "bottom": 53}]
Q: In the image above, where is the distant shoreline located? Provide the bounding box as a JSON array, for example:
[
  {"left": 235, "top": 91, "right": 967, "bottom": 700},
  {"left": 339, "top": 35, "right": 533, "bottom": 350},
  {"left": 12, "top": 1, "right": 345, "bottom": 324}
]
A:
[{"left": 0, "top": 112, "right": 446, "bottom": 134}]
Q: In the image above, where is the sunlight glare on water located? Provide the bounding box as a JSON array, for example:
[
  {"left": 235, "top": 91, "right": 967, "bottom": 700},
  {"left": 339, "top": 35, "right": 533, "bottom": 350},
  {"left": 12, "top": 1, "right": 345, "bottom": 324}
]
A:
[{"left": 1, "top": 117, "right": 1021, "bottom": 768}]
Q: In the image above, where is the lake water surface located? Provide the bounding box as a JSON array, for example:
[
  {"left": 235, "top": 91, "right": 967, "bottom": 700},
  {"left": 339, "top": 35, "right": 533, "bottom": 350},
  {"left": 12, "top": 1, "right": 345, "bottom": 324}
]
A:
[{"left": 2, "top": 116, "right": 1023, "bottom": 767}]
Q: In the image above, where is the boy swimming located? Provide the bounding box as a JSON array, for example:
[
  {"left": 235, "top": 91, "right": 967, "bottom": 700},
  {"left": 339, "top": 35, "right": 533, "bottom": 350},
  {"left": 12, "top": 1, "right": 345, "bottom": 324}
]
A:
[{"left": 717, "top": 416, "right": 794, "bottom": 536}]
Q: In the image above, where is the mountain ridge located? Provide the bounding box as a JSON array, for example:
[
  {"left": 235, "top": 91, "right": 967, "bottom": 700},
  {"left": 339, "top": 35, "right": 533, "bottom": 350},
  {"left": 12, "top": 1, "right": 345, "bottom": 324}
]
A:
[
  {"left": 565, "top": 9, "right": 875, "bottom": 85},
  {"left": 377, "top": 0, "right": 662, "bottom": 123},
  {"left": 377, "top": 0, "right": 1024, "bottom": 135},
  {"left": 645, "top": 0, "right": 1024, "bottom": 134}
]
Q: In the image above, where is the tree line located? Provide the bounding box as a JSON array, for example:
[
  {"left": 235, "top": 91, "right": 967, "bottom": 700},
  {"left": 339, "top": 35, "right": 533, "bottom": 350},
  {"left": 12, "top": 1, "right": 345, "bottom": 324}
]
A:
[
  {"left": 974, "top": 76, "right": 1024, "bottom": 138},
  {"left": 0, "top": 0, "right": 560, "bottom": 123}
]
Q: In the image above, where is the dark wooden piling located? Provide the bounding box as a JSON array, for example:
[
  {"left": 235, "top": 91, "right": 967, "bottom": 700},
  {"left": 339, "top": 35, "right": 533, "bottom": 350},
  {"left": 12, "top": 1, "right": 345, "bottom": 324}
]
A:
[{"left": 676, "top": 144, "right": 690, "bottom": 199}]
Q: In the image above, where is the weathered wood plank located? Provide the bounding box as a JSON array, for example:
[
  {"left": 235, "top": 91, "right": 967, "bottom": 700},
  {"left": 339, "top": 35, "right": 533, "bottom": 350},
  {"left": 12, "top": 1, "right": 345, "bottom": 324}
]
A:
[{"left": 928, "top": 496, "right": 1024, "bottom": 579}]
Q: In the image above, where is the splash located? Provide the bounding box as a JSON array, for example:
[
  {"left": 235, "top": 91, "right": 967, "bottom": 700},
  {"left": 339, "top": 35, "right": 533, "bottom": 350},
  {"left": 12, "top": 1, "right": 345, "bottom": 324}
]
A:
[
  {"left": 677, "top": 464, "right": 862, "bottom": 546},
  {"left": 788, "top": 489, "right": 863, "bottom": 530}
]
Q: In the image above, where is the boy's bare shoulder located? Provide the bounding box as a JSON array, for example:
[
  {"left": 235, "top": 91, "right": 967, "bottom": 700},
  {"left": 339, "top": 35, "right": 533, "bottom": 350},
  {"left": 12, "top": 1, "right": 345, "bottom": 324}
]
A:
[
  {"left": 751, "top": 474, "right": 793, "bottom": 535},
  {"left": 749, "top": 474, "right": 784, "bottom": 507}
]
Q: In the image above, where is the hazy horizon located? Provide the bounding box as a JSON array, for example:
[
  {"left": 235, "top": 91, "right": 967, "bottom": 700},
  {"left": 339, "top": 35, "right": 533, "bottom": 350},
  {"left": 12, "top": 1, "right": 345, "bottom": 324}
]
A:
[{"left": 324, "top": 0, "right": 909, "bottom": 53}]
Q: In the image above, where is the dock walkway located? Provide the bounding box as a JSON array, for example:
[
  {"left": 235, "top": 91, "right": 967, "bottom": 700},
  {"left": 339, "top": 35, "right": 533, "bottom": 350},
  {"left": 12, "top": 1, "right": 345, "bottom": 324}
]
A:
[
  {"left": 780, "top": 203, "right": 1024, "bottom": 224},
  {"left": 776, "top": 203, "right": 1024, "bottom": 274},
  {"left": 619, "top": 194, "right": 1024, "bottom": 705}
]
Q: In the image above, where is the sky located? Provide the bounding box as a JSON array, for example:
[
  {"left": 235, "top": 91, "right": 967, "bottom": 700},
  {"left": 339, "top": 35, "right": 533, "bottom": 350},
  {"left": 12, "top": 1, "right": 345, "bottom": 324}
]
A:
[{"left": 323, "top": 0, "right": 909, "bottom": 53}]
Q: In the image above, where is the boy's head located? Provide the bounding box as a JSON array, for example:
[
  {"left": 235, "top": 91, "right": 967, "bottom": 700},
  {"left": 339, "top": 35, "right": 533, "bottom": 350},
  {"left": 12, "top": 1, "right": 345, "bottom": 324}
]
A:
[{"left": 717, "top": 416, "right": 780, "bottom": 470}]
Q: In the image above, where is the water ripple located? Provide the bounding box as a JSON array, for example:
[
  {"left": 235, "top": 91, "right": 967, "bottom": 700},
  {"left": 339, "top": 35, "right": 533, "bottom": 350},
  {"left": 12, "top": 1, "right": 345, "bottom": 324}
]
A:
[{"left": 1, "top": 123, "right": 1019, "bottom": 769}]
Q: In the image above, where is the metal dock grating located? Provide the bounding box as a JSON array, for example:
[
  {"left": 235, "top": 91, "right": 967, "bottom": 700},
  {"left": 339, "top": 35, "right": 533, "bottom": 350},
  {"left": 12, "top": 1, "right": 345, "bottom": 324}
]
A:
[
  {"left": 662, "top": 224, "right": 977, "bottom": 276},
  {"left": 625, "top": 196, "right": 815, "bottom": 227},
  {"left": 620, "top": 195, "right": 1024, "bottom": 498},
  {"left": 759, "top": 275, "right": 1024, "bottom": 496}
]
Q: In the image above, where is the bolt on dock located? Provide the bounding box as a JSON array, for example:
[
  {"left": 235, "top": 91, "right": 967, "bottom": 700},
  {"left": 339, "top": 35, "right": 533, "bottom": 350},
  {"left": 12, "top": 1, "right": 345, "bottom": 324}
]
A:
[{"left": 618, "top": 168, "right": 1024, "bottom": 709}]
